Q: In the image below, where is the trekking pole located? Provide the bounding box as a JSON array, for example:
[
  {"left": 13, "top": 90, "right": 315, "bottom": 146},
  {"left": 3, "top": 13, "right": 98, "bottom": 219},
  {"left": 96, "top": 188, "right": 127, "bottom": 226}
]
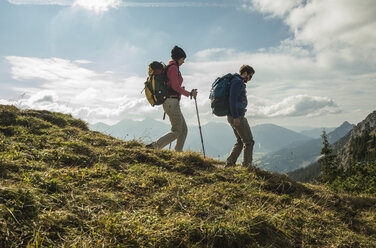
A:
[{"left": 192, "top": 90, "right": 206, "bottom": 157}]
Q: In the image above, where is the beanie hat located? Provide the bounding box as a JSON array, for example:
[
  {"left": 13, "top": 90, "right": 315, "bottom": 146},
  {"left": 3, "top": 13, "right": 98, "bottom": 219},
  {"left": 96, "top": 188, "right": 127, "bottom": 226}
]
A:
[{"left": 171, "top": 46, "right": 186, "bottom": 61}]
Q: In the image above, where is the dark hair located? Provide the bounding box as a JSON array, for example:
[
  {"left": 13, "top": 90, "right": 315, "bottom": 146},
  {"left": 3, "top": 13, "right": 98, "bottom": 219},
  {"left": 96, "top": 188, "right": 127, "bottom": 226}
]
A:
[
  {"left": 171, "top": 46, "right": 186, "bottom": 62},
  {"left": 239, "top": 65, "right": 255, "bottom": 75}
]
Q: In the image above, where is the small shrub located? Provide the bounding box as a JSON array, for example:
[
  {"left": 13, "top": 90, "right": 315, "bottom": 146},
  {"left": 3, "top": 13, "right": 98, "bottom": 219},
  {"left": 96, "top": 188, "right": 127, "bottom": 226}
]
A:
[
  {"left": 16, "top": 116, "right": 53, "bottom": 135},
  {"left": 65, "top": 142, "right": 93, "bottom": 157},
  {"left": 0, "top": 126, "right": 16, "bottom": 137},
  {"left": 59, "top": 153, "right": 94, "bottom": 167},
  {"left": 0, "top": 107, "right": 18, "bottom": 126},
  {"left": 123, "top": 139, "right": 143, "bottom": 148},
  {"left": 0, "top": 188, "right": 39, "bottom": 221},
  {"left": 177, "top": 152, "right": 211, "bottom": 168},
  {"left": 329, "top": 161, "right": 376, "bottom": 194},
  {"left": 24, "top": 110, "right": 68, "bottom": 128},
  {"left": 41, "top": 178, "right": 63, "bottom": 194}
]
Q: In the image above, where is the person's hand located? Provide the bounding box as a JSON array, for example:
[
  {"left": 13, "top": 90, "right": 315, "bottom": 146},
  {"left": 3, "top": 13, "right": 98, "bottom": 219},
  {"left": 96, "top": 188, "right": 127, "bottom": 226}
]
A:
[
  {"left": 191, "top": 89, "right": 198, "bottom": 99},
  {"left": 233, "top": 118, "right": 241, "bottom": 126}
]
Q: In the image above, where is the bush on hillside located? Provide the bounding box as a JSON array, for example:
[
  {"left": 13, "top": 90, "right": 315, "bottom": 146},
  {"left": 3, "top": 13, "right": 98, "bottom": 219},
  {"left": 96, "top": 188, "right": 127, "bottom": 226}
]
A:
[{"left": 329, "top": 161, "right": 376, "bottom": 194}]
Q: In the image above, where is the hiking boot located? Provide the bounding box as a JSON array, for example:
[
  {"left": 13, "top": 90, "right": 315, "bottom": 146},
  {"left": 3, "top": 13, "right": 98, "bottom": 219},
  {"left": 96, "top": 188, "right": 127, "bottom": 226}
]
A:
[
  {"left": 245, "top": 164, "right": 256, "bottom": 172},
  {"left": 242, "top": 161, "right": 254, "bottom": 167},
  {"left": 224, "top": 162, "right": 236, "bottom": 168}
]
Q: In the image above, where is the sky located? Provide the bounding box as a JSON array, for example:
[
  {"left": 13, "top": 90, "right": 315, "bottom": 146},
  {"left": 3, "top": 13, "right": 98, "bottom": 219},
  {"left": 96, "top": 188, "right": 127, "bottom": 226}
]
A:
[{"left": 0, "top": 0, "right": 375, "bottom": 130}]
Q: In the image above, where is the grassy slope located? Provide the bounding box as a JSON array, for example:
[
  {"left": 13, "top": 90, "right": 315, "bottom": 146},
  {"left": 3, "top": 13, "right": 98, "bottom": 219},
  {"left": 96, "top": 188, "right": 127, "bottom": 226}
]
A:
[{"left": 0, "top": 105, "right": 375, "bottom": 248}]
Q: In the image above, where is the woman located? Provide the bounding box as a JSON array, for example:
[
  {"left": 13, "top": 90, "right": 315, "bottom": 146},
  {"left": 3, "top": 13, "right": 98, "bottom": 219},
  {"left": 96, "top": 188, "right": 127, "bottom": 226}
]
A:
[{"left": 147, "top": 46, "right": 197, "bottom": 151}]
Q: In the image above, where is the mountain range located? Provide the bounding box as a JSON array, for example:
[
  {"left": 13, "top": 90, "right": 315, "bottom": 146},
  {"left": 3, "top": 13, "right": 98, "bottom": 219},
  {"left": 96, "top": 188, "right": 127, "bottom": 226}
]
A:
[
  {"left": 289, "top": 111, "right": 376, "bottom": 183},
  {"left": 259, "top": 121, "right": 354, "bottom": 173},
  {"left": 336, "top": 111, "right": 376, "bottom": 169},
  {"left": 299, "top": 127, "right": 336, "bottom": 139},
  {"left": 90, "top": 120, "right": 313, "bottom": 160}
]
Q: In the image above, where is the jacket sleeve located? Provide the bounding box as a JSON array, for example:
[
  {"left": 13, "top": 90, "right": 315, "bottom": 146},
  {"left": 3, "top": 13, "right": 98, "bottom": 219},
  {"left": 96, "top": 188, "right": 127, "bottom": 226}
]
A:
[
  {"left": 229, "top": 79, "right": 242, "bottom": 118},
  {"left": 167, "top": 65, "right": 190, "bottom": 97}
]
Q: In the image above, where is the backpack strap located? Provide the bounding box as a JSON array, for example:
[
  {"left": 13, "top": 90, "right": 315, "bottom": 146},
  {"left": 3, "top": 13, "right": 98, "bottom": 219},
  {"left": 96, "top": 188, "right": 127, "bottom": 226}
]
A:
[
  {"left": 164, "top": 63, "right": 181, "bottom": 78},
  {"left": 164, "top": 63, "right": 180, "bottom": 97}
]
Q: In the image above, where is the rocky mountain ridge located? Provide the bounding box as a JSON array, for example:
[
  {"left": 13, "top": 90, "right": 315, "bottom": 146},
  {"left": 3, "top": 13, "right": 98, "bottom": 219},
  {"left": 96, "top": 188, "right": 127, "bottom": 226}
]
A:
[
  {"left": 259, "top": 121, "right": 354, "bottom": 173},
  {"left": 336, "top": 111, "right": 376, "bottom": 169},
  {"left": 288, "top": 111, "right": 376, "bottom": 183}
]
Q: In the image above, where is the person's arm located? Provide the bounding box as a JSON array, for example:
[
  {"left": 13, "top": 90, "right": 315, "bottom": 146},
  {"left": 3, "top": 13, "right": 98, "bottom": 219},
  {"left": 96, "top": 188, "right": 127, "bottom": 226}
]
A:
[
  {"left": 167, "top": 65, "right": 190, "bottom": 97},
  {"left": 229, "top": 79, "right": 242, "bottom": 119}
]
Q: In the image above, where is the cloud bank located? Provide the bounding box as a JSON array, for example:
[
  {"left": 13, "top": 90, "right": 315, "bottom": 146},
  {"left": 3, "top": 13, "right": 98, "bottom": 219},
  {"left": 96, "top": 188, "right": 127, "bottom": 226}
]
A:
[
  {"left": 250, "top": 95, "right": 339, "bottom": 118},
  {"left": 244, "top": 0, "right": 376, "bottom": 71},
  {"left": 3, "top": 56, "right": 153, "bottom": 124},
  {"left": 3, "top": 54, "right": 341, "bottom": 125}
]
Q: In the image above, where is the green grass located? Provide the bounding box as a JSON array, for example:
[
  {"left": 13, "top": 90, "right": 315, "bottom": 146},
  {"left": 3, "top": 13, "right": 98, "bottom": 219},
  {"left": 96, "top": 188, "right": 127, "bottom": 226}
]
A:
[{"left": 0, "top": 104, "right": 375, "bottom": 247}]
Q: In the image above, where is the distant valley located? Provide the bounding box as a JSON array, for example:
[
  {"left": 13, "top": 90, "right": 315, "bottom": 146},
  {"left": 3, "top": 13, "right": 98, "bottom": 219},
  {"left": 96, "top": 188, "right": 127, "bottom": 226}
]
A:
[
  {"left": 260, "top": 122, "right": 354, "bottom": 173},
  {"left": 89, "top": 119, "right": 341, "bottom": 166}
]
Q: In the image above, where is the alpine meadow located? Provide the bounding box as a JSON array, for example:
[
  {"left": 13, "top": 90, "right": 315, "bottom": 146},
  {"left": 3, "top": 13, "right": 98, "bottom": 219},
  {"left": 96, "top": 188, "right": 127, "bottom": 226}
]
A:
[
  {"left": 1, "top": 105, "right": 375, "bottom": 247},
  {"left": 1, "top": 0, "right": 376, "bottom": 247}
]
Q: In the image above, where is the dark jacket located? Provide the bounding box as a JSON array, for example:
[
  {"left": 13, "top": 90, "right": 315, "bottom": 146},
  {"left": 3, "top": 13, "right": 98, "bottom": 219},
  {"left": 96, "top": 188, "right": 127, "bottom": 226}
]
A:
[{"left": 228, "top": 73, "right": 248, "bottom": 118}]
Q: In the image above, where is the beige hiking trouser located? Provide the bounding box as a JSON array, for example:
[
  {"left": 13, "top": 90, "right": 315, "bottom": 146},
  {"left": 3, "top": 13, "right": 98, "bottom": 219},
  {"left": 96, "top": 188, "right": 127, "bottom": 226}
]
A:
[
  {"left": 153, "top": 98, "right": 187, "bottom": 152},
  {"left": 226, "top": 116, "right": 255, "bottom": 166}
]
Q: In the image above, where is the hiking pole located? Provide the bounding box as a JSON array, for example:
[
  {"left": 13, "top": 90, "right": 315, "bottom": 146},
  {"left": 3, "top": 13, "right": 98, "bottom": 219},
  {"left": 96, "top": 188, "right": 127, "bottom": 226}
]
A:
[{"left": 192, "top": 89, "right": 206, "bottom": 158}]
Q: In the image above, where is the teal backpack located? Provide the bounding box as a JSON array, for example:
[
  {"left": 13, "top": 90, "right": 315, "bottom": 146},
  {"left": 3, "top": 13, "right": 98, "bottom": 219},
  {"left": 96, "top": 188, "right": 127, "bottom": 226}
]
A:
[{"left": 209, "top": 73, "right": 235, "bottom": 116}]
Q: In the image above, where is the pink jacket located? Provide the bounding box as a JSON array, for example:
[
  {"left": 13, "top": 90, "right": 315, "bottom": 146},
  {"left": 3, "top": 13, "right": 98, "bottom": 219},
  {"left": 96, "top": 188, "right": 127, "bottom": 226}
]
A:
[{"left": 166, "top": 60, "right": 190, "bottom": 98}]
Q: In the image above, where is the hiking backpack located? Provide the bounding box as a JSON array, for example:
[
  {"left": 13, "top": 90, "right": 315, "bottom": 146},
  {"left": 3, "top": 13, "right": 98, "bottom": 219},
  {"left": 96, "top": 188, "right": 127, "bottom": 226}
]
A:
[
  {"left": 209, "top": 73, "right": 235, "bottom": 116},
  {"left": 144, "top": 61, "right": 173, "bottom": 106}
]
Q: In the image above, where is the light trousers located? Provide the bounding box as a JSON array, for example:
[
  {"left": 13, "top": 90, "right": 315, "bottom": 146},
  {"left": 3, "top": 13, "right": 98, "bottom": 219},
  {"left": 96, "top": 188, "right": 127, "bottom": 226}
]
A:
[{"left": 154, "top": 98, "right": 187, "bottom": 152}]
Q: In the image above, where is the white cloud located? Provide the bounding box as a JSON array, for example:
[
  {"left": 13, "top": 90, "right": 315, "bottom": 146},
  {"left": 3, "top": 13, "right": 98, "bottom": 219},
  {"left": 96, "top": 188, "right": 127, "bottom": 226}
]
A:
[
  {"left": 248, "top": 0, "right": 376, "bottom": 71},
  {"left": 75, "top": 59, "right": 92, "bottom": 64},
  {"left": 194, "top": 48, "right": 237, "bottom": 62},
  {"left": 121, "top": 2, "right": 233, "bottom": 8},
  {"left": 237, "top": 0, "right": 376, "bottom": 126},
  {"left": 249, "top": 95, "right": 338, "bottom": 118},
  {"left": 6, "top": 56, "right": 96, "bottom": 81},
  {"left": 29, "top": 90, "right": 59, "bottom": 104},
  {"left": 3, "top": 56, "right": 158, "bottom": 124},
  {"left": 72, "top": 0, "right": 121, "bottom": 14},
  {"left": 8, "top": 0, "right": 122, "bottom": 13},
  {"left": 287, "top": 0, "right": 376, "bottom": 65},
  {"left": 244, "top": 0, "right": 303, "bottom": 18}
]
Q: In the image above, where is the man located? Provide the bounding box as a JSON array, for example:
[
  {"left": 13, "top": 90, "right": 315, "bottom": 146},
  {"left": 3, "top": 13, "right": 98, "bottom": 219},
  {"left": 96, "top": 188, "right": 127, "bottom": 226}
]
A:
[{"left": 225, "top": 65, "right": 255, "bottom": 168}]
